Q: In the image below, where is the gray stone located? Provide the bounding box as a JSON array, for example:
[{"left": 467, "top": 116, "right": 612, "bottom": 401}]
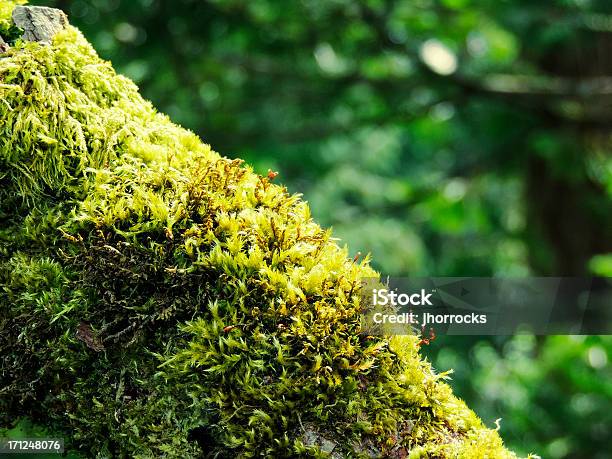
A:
[
  {"left": 12, "top": 6, "right": 68, "bottom": 45},
  {"left": 301, "top": 424, "right": 339, "bottom": 455},
  {"left": 319, "top": 437, "right": 336, "bottom": 453}
]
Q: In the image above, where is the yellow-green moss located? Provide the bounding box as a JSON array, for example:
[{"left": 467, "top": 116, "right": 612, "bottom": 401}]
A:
[
  {"left": 0, "top": 1, "right": 24, "bottom": 40},
  {"left": 0, "top": 7, "right": 526, "bottom": 458}
]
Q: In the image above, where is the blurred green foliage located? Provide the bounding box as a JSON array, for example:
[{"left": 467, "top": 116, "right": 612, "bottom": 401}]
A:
[
  {"left": 16, "top": 0, "right": 612, "bottom": 457},
  {"left": 423, "top": 335, "right": 611, "bottom": 458}
]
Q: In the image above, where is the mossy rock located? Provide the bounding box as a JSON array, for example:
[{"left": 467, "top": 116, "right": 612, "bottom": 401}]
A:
[{"left": 0, "top": 2, "right": 524, "bottom": 457}]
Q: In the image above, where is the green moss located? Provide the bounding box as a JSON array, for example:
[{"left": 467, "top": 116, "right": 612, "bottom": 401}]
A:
[
  {"left": 0, "top": 0, "right": 25, "bottom": 42},
  {"left": 0, "top": 9, "right": 527, "bottom": 459}
]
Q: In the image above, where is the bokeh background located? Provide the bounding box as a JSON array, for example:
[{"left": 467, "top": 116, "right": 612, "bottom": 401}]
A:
[{"left": 15, "top": 0, "right": 612, "bottom": 457}]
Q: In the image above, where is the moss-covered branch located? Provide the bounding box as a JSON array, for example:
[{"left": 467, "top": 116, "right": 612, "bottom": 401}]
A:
[{"left": 0, "top": 2, "right": 525, "bottom": 457}]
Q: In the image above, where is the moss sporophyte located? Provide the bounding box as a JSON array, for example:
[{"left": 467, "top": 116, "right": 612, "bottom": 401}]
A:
[{"left": 0, "top": 1, "right": 533, "bottom": 457}]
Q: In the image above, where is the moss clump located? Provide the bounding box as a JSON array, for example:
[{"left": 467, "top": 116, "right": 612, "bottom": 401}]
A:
[
  {"left": 0, "top": 5, "right": 524, "bottom": 458},
  {"left": 0, "top": 0, "right": 24, "bottom": 42}
]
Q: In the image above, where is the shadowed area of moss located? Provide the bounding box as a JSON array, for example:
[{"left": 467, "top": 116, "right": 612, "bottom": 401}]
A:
[{"left": 0, "top": 2, "right": 523, "bottom": 457}]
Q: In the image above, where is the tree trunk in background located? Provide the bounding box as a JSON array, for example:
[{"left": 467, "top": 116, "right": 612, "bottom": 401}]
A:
[{"left": 525, "top": 31, "right": 612, "bottom": 276}]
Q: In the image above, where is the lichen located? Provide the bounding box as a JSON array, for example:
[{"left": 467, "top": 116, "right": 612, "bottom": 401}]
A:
[{"left": 0, "top": 4, "right": 525, "bottom": 458}]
